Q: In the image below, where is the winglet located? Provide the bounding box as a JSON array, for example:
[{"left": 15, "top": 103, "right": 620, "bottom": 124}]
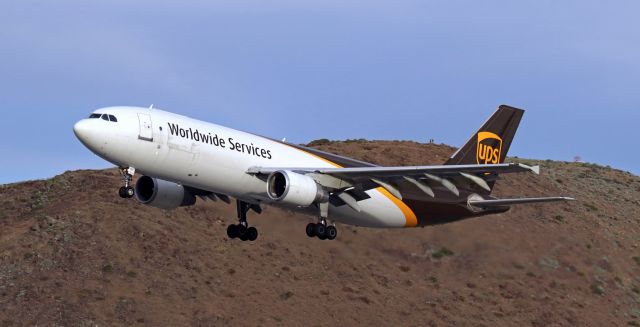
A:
[
  {"left": 530, "top": 165, "right": 540, "bottom": 175},
  {"left": 515, "top": 163, "right": 540, "bottom": 175}
]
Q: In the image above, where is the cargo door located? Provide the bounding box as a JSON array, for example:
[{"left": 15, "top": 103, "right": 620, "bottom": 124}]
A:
[{"left": 137, "top": 113, "right": 153, "bottom": 141}]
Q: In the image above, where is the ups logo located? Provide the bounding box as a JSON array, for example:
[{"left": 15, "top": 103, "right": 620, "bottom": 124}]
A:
[{"left": 476, "top": 132, "right": 503, "bottom": 164}]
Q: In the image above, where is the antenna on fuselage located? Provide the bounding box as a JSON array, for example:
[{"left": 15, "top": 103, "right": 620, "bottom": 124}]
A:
[{"left": 149, "top": 104, "right": 154, "bottom": 110}]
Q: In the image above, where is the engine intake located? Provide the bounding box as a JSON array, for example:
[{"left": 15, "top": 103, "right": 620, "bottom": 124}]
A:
[
  {"left": 135, "top": 176, "right": 196, "bottom": 210},
  {"left": 267, "top": 170, "right": 328, "bottom": 207}
]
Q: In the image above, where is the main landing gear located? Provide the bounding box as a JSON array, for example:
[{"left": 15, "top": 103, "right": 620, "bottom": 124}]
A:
[
  {"left": 118, "top": 167, "right": 135, "bottom": 198},
  {"left": 227, "top": 200, "right": 260, "bottom": 242},
  {"left": 306, "top": 202, "right": 337, "bottom": 240},
  {"left": 305, "top": 221, "right": 337, "bottom": 240}
]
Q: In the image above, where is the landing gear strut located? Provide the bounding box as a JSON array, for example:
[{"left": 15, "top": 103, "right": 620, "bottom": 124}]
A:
[
  {"left": 306, "top": 202, "right": 337, "bottom": 240},
  {"left": 118, "top": 167, "right": 135, "bottom": 198},
  {"left": 227, "top": 200, "right": 260, "bottom": 242}
]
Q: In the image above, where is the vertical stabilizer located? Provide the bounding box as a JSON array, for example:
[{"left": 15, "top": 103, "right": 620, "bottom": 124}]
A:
[{"left": 445, "top": 105, "right": 524, "bottom": 166}]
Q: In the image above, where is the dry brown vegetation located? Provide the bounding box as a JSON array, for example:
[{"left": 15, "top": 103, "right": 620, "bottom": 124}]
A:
[{"left": 0, "top": 140, "right": 639, "bottom": 326}]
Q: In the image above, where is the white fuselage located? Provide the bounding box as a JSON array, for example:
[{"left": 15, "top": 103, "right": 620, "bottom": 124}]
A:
[{"left": 73, "top": 107, "right": 417, "bottom": 228}]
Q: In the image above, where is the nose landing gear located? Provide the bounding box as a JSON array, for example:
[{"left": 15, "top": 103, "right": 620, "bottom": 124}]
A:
[{"left": 118, "top": 167, "right": 135, "bottom": 199}]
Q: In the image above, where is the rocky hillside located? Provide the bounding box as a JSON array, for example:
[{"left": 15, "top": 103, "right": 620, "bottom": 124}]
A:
[{"left": 0, "top": 140, "right": 639, "bottom": 326}]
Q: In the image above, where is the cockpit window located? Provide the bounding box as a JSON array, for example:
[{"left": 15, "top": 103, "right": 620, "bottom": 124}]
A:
[{"left": 90, "top": 112, "right": 118, "bottom": 122}]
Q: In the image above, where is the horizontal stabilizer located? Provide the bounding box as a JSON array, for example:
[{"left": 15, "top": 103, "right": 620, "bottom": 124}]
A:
[{"left": 469, "top": 197, "right": 575, "bottom": 207}]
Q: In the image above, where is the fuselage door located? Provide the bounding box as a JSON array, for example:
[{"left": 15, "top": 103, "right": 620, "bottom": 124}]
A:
[{"left": 137, "top": 113, "right": 153, "bottom": 141}]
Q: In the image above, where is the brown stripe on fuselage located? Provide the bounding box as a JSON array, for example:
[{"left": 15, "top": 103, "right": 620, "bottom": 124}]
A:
[{"left": 404, "top": 198, "right": 510, "bottom": 226}]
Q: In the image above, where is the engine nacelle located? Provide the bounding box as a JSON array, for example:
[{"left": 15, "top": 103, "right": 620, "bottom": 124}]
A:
[
  {"left": 135, "top": 176, "right": 196, "bottom": 210},
  {"left": 267, "top": 170, "right": 328, "bottom": 207}
]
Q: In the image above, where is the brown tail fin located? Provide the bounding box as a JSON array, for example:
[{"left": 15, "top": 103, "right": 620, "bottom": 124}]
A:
[{"left": 445, "top": 105, "right": 524, "bottom": 166}]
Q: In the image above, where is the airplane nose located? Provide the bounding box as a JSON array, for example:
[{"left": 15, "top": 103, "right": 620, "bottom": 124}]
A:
[{"left": 73, "top": 119, "right": 91, "bottom": 143}]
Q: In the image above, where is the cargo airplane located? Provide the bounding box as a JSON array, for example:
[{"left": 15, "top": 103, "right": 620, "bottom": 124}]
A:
[{"left": 73, "top": 105, "right": 573, "bottom": 241}]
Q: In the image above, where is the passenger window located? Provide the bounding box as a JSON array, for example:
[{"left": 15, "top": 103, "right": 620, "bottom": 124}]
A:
[
  {"left": 89, "top": 113, "right": 101, "bottom": 119},
  {"left": 109, "top": 115, "right": 118, "bottom": 122},
  {"left": 101, "top": 114, "right": 109, "bottom": 121}
]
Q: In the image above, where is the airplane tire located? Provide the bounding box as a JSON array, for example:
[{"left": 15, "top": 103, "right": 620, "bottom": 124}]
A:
[
  {"left": 247, "top": 227, "right": 258, "bottom": 241},
  {"left": 237, "top": 224, "right": 248, "bottom": 237},
  {"left": 227, "top": 224, "right": 238, "bottom": 239},
  {"left": 305, "top": 223, "right": 316, "bottom": 238},
  {"left": 125, "top": 186, "right": 135, "bottom": 198},
  {"left": 119, "top": 186, "right": 135, "bottom": 198},
  {"left": 118, "top": 187, "right": 127, "bottom": 198},
  {"left": 315, "top": 224, "right": 327, "bottom": 240},
  {"left": 326, "top": 226, "right": 337, "bottom": 240}
]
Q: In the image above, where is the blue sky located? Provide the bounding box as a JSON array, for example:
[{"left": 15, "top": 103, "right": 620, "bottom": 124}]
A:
[{"left": 1, "top": 1, "right": 638, "bottom": 184}]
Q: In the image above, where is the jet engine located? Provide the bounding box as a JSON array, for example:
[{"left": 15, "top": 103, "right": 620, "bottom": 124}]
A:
[
  {"left": 135, "top": 176, "right": 196, "bottom": 210},
  {"left": 267, "top": 170, "right": 328, "bottom": 207}
]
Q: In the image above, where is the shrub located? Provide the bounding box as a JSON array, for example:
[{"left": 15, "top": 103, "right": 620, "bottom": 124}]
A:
[
  {"left": 308, "top": 138, "right": 331, "bottom": 146},
  {"left": 102, "top": 264, "right": 113, "bottom": 273},
  {"left": 279, "top": 291, "right": 294, "bottom": 300},
  {"left": 344, "top": 138, "right": 367, "bottom": 143},
  {"left": 590, "top": 282, "right": 604, "bottom": 296},
  {"left": 584, "top": 203, "right": 599, "bottom": 212},
  {"left": 539, "top": 257, "right": 560, "bottom": 270},
  {"left": 432, "top": 247, "right": 454, "bottom": 259}
]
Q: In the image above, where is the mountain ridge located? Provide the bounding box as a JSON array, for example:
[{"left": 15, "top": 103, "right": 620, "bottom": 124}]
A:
[{"left": 1, "top": 140, "right": 639, "bottom": 326}]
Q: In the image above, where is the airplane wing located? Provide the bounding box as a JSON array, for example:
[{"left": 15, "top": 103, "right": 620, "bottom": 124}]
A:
[
  {"left": 247, "top": 162, "right": 539, "bottom": 178},
  {"left": 247, "top": 163, "right": 543, "bottom": 199},
  {"left": 247, "top": 162, "right": 575, "bottom": 211}
]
